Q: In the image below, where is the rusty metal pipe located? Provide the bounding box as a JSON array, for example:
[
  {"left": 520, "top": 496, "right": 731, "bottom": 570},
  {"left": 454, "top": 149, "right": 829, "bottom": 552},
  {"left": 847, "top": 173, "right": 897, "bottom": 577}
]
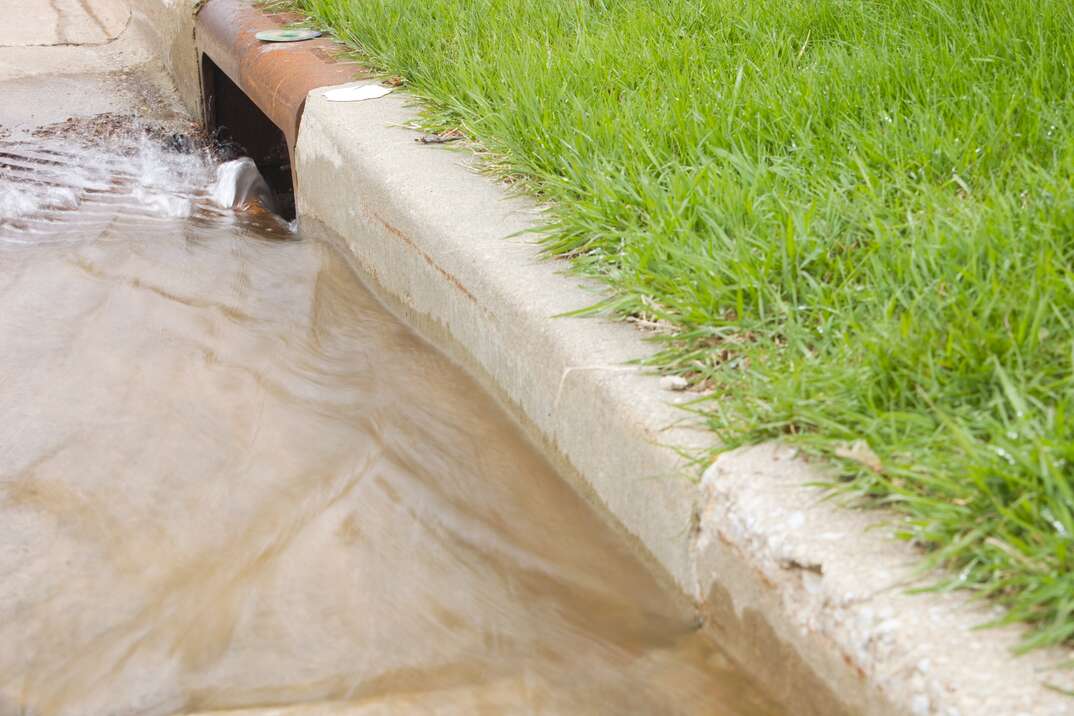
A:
[{"left": 196, "top": 0, "right": 364, "bottom": 174}]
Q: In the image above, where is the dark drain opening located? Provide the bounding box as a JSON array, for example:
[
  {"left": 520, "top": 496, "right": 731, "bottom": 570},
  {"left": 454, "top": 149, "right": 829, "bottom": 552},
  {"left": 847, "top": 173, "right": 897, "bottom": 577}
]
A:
[{"left": 200, "top": 55, "right": 295, "bottom": 220}]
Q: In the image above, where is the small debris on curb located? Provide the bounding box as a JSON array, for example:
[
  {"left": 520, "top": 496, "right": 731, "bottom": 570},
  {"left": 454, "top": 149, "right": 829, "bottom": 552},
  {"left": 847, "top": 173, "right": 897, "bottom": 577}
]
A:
[
  {"left": 834, "top": 439, "right": 884, "bottom": 473},
  {"left": 254, "top": 29, "right": 323, "bottom": 43},
  {"left": 778, "top": 557, "right": 824, "bottom": 575},
  {"left": 417, "top": 131, "right": 464, "bottom": 145},
  {"left": 659, "top": 375, "right": 689, "bottom": 392},
  {"left": 324, "top": 84, "right": 393, "bottom": 102}
]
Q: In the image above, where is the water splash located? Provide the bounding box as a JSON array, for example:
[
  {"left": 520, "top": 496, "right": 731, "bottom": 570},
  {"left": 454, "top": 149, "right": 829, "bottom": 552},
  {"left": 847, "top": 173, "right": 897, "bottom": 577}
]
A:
[
  {"left": 209, "top": 157, "right": 279, "bottom": 214},
  {"left": 0, "top": 134, "right": 215, "bottom": 225},
  {"left": 0, "top": 128, "right": 289, "bottom": 245}
]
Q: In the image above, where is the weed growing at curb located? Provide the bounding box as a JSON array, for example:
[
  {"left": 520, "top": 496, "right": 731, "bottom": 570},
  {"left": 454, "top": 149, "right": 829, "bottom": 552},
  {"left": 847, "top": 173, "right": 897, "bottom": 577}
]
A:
[{"left": 283, "top": 0, "right": 1074, "bottom": 652}]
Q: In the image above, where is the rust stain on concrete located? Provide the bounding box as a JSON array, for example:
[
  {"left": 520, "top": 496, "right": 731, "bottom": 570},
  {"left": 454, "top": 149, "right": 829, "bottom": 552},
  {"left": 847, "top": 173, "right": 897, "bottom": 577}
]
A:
[{"left": 372, "top": 212, "right": 479, "bottom": 305}]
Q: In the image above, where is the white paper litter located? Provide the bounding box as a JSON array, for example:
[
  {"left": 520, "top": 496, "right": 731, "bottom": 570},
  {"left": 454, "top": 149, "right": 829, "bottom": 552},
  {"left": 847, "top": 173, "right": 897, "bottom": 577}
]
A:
[{"left": 323, "top": 84, "right": 393, "bottom": 102}]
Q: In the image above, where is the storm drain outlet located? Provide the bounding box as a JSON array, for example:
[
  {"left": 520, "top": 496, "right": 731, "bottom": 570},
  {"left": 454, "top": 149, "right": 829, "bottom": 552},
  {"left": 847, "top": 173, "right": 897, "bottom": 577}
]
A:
[
  {"left": 201, "top": 55, "right": 295, "bottom": 219},
  {"left": 195, "top": 0, "right": 366, "bottom": 223}
]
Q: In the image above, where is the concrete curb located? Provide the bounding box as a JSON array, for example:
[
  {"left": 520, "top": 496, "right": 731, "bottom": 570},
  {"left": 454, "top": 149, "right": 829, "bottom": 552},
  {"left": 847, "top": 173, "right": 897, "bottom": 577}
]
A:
[
  {"left": 293, "top": 85, "right": 1074, "bottom": 716},
  {"left": 698, "top": 445, "right": 1073, "bottom": 715},
  {"left": 131, "top": 0, "right": 202, "bottom": 113},
  {"left": 132, "top": 0, "right": 1074, "bottom": 712}
]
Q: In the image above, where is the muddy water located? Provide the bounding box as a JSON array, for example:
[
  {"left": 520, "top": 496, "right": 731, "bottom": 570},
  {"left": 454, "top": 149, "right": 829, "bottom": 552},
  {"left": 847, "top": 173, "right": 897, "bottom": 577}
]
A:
[{"left": 0, "top": 132, "right": 778, "bottom": 716}]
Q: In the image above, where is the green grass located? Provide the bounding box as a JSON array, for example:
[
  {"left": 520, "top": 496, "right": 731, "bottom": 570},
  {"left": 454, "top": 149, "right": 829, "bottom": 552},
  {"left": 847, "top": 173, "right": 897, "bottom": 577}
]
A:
[{"left": 283, "top": 0, "right": 1074, "bottom": 651}]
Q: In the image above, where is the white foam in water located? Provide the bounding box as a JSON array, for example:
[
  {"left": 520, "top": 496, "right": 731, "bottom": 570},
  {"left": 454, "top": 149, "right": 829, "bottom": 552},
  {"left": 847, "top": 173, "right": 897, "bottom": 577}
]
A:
[{"left": 0, "top": 184, "right": 80, "bottom": 220}]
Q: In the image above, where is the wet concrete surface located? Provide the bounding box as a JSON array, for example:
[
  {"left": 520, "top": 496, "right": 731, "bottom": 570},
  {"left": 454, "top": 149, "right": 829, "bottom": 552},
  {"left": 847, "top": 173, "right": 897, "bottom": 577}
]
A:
[{"left": 0, "top": 22, "right": 783, "bottom": 716}]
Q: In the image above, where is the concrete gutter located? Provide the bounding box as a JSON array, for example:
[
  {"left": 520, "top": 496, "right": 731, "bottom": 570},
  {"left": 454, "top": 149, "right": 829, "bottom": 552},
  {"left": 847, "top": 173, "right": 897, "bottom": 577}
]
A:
[{"left": 140, "top": 0, "right": 1074, "bottom": 713}]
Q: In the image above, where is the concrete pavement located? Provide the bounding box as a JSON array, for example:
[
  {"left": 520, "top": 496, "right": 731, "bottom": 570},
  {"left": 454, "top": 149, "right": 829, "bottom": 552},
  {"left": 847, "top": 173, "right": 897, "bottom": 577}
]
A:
[
  {"left": 0, "top": 0, "right": 189, "bottom": 130},
  {"left": 0, "top": 0, "right": 129, "bottom": 47}
]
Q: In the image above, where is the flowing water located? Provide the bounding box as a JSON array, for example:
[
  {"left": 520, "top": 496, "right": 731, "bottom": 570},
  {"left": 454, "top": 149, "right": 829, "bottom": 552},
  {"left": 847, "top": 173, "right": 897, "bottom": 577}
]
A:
[{"left": 0, "top": 127, "right": 779, "bottom": 716}]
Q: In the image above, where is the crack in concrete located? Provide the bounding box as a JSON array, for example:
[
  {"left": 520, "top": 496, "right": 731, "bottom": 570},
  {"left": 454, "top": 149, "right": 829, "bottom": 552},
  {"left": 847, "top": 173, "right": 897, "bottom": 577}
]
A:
[
  {"left": 49, "top": 0, "right": 66, "bottom": 44},
  {"left": 12, "top": 0, "right": 131, "bottom": 49},
  {"left": 78, "top": 0, "right": 110, "bottom": 38}
]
